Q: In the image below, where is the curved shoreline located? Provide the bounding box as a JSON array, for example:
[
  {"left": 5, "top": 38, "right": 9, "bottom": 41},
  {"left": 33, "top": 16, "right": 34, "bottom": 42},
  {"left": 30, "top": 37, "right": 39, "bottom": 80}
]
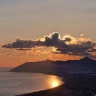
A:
[
  {"left": 15, "top": 73, "right": 96, "bottom": 96},
  {"left": 16, "top": 83, "right": 64, "bottom": 96},
  {"left": 11, "top": 72, "right": 64, "bottom": 96}
]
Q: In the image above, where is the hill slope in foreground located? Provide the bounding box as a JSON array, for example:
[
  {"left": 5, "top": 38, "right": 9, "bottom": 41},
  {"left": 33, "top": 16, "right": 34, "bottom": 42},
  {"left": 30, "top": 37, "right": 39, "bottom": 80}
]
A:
[{"left": 10, "top": 57, "right": 96, "bottom": 75}]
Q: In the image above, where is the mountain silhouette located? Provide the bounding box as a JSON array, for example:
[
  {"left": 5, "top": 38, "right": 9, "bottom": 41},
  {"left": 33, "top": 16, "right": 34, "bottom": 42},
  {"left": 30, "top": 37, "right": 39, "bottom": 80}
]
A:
[{"left": 10, "top": 57, "right": 96, "bottom": 75}]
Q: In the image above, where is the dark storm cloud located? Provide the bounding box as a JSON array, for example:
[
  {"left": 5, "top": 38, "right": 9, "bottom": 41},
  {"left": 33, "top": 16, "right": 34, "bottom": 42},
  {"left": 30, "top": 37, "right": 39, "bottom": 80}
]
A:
[{"left": 2, "top": 32, "right": 96, "bottom": 57}]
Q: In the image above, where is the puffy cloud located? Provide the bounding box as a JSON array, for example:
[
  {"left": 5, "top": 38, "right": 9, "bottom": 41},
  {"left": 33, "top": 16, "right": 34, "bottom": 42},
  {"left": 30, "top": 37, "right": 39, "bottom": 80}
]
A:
[
  {"left": 2, "top": 32, "right": 96, "bottom": 57},
  {"left": 54, "top": 35, "right": 95, "bottom": 56},
  {"left": 41, "top": 32, "right": 71, "bottom": 47},
  {"left": 2, "top": 39, "right": 35, "bottom": 48}
]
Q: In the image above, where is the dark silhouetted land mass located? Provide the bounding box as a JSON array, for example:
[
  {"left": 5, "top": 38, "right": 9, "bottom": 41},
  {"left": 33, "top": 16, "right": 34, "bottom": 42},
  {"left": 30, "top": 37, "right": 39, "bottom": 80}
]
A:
[
  {"left": 11, "top": 57, "right": 96, "bottom": 96},
  {"left": 11, "top": 57, "right": 96, "bottom": 75}
]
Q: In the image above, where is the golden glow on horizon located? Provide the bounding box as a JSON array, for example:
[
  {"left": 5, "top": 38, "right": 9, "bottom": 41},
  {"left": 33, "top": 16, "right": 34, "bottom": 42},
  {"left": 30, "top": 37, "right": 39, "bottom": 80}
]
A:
[{"left": 0, "top": 47, "right": 82, "bottom": 67}]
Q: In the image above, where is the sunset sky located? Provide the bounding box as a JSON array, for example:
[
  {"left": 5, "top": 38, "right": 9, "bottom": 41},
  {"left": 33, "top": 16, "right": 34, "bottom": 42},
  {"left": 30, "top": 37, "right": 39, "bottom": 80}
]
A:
[{"left": 0, "top": 0, "right": 96, "bottom": 67}]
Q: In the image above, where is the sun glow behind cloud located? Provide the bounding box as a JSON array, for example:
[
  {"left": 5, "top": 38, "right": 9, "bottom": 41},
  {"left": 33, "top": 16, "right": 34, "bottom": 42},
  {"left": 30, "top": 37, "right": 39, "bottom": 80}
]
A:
[
  {"left": 1, "top": 32, "right": 96, "bottom": 67},
  {"left": 0, "top": 0, "right": 96, "bottom": 67},
  {"left": 3, "top": 32, "right": 96, "bottom": 58},
  {"left": 63, "top": 34, "right": 91, "bottom": 45}
]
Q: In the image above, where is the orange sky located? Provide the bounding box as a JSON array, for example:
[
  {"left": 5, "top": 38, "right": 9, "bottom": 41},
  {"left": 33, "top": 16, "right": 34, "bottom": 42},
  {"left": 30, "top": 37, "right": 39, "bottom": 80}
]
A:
[
  {"left": 0, "top": 47, "right": 81, "bottom": 67},
  {"left": 0, "top": 0, "right": 96, "bottom": 67}
]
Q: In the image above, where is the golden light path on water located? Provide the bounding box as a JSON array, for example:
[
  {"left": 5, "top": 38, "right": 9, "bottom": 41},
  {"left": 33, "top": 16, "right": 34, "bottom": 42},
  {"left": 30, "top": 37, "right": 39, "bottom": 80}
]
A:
[
  {"left": 0, "top": 72, "right": 64, "bottom": 96},
  {"left": 51, "top": 79, "right": 60, "bottom": 87},
  {"left": 47, "top": 76, "right": 64, "bottom": 88}
]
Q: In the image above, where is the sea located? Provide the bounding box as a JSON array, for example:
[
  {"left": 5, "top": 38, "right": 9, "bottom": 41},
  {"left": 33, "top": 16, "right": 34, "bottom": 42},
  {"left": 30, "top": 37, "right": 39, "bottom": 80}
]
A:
[{"left": 0, "top": 68, "right": 63, "bottom": 96}]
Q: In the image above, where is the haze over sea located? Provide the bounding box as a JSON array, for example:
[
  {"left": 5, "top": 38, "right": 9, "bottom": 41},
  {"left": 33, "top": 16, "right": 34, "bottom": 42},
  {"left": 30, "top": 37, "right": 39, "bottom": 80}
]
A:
[{"left": 0, "top": 68, "right": 63, "bottom": 96}]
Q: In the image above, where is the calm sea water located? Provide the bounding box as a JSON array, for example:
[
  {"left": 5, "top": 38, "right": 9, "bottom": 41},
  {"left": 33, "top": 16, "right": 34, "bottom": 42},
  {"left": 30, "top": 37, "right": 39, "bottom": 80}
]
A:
[{"left": 0, "top": 72, "right": 63, "bottom": 96}]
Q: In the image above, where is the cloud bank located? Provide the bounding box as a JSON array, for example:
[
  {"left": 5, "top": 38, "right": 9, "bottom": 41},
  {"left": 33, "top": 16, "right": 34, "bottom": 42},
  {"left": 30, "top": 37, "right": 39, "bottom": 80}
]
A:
[{"left": 2, "top": 32, "right": 96, "bottom": 57}]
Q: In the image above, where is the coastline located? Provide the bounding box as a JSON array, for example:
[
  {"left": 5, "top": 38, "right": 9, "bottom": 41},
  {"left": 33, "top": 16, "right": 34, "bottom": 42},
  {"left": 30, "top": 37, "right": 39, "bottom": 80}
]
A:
[
  {"left": 15, "top": 72, "right": 96, "bottom": 96},
  {"left": 16, "top": 83, "right": 64, "bottom": 96},
  {"left": 15, "top": 72, "right": 65, "bottom": 96}
]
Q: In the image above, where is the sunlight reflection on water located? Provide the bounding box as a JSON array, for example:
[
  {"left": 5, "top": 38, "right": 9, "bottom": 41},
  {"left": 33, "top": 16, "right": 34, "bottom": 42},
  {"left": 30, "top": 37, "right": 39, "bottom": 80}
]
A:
[
  {"left": 0, "top": 72, "right": 64, "bottom": 96},
  {"left": 47, "top": 76, "right": 63, "bottom": 88}
]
